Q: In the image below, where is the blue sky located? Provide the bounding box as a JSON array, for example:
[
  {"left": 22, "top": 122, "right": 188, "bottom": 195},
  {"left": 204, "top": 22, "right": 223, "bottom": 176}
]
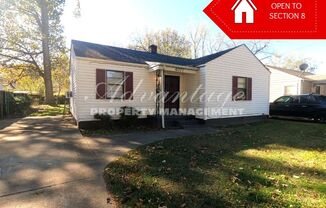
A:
[{"left": 62, "top": 0, "right": 326, "bottom": 74}]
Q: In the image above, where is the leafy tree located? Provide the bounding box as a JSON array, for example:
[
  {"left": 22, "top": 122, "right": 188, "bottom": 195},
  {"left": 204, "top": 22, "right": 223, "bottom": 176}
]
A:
[
  {"left": 0, "top": 53, "right": 69, "bottom": 97},
  {"left": 52, "top": 53, "right": 69, "bottom": 96},
  {"left": 0, "top": 64, "right": 44, "bottom": 94},
  {"left": 129, "top": 29, "right": 192, "bottom": 58},
  {"left": 0, "top": 0, "right": 66, "bottom": 104}
]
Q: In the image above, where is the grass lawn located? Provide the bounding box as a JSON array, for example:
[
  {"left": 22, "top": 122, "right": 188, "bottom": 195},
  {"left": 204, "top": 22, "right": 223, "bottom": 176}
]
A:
[
  {"left": 29, "top": 104, "right": 69, "bottom": 116},
  {"left": 103, "top": 120, "right": 326, "bottom": 208}
]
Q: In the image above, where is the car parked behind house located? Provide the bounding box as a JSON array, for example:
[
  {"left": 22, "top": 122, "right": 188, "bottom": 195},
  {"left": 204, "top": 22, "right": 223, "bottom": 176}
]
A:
[{"left": 270, "top": 94, "right": 326, "bottom": 122}]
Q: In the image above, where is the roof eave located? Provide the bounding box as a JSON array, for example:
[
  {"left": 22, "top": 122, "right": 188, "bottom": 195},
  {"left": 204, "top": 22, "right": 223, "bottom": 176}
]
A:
[{"left": 146, "top": 61, "right": 199, "bottom": 72}]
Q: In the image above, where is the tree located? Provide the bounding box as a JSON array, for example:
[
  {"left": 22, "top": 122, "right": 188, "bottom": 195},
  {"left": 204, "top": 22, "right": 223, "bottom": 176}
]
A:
[
  {"left": 129, "top": 29, "right": 192, "bottom": 58},
  {"left": 0, "top": 64, "right": 44, "bottom": 94},
  {"left": 189, "top": 24, "right": 270, "bottom": 58},
  {"left": 0, "top": 0, "right": 66, "bottom": 104},
  {"left": 189, "top": 25, "right": 208, "bottom": 58},
  {"left": 52, "top": 54, "right": 69, "bottom": 97},
  {"left": 271, "top": 56, "right": 317, "bottom": 72},
  {"left": 0, "top": 64, "right": 30, "bottom": 89}
]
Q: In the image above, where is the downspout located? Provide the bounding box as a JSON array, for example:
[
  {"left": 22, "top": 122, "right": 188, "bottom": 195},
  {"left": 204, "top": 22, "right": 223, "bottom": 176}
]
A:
[{"left": 161, "top": 67, "right": 165, "bottom": 129}]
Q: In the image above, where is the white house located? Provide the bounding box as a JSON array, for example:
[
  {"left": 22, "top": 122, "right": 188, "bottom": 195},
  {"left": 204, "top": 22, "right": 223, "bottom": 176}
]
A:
[
  {"left": 232, "top": 0, "right": 257, "bottom": 24},
  {"left": 70, "top": 40, "right": 270, "bottom": 127},
  {"left": 268, "top": 65, "right": 326, "bottom": 102}
]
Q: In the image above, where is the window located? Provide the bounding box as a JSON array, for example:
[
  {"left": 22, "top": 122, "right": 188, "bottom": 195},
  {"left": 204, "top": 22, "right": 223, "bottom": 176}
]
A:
[
  {"left": 284, "top": 85, "right": 296, "bottom": 95},
  {"left": 232, "top": 76, "right": 252, "bottom": 101},
  {"left": 96, "top": 69, "right": 133, "bottom": 100},
  {"left": 106, "top": 70, "right": 124, "bottom": 98},
  {"left": 299, "top": 95, "right": 317, "bottom": 104}
]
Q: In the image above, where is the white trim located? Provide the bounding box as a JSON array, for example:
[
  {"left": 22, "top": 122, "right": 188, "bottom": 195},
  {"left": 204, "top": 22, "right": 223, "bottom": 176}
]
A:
[
  {"left": 161, "top": 68, "right": 165, "bottom": 129},
  {"left": 146, "top": 61, "right": 199, "bottom": 74}
]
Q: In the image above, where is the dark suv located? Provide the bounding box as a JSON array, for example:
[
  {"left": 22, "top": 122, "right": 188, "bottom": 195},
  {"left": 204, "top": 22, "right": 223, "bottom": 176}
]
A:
[{"left": 270, "top": 94, "right": 326, "bottom": 122}]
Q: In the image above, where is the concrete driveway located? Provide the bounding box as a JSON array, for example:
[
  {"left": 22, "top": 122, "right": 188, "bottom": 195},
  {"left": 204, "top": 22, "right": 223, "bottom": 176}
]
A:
[
  {"left": 0, "top": 116, "right": 218, "bottom": 208},
  {"left": 0, "top": 116, "right": 114, "bottom": 207}
]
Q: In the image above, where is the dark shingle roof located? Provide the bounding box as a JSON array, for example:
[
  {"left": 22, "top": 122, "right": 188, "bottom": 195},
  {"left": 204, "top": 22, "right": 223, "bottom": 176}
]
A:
[{"left": 71, "top": 40, "right": 240, "bottom": 67}]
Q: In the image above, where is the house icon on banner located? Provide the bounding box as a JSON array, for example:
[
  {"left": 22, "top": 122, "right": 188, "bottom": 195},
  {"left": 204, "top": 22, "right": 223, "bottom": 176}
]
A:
[{"left": 231, "top": 0, "right": 257, "bottom": 24}]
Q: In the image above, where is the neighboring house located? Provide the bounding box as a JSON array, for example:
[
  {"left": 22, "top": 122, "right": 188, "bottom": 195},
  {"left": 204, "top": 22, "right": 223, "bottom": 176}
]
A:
[
  {"left": 268, "top": 65, "right": 326, "bottom": 102},
  {"left": 70, "top": 40, "right": 270, "bottom": 127},
  {"left": 231, "top": 0, "right": 257, "bottom": 24}
]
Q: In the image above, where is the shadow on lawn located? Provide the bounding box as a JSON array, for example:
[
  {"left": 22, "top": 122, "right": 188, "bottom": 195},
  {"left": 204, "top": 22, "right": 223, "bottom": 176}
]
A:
[{"left": 104, "top": 120, "right": 326, "bottom": 207}]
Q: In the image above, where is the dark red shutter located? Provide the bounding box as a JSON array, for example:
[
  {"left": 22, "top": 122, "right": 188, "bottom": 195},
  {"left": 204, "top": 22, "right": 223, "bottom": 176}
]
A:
[
  {"left": 247, "top": 78, "right": 252, "bottom": 100},
  {"left": 96, "top": 69, "right": 106, "bottom": 99},
  {"left": 124, "top": 72, "right": 133, "bottom": 100},
  {"left": 232, "top": 76, "right": 238, "bottom": 101}
]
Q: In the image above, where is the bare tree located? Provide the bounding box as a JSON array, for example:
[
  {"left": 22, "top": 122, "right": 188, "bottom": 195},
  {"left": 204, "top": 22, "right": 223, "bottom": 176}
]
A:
[
  {"left": 189, "top": 25, "right": 209, "bottom": 58},
  {"left": 129, "top": 29, "right": 192, "bottom": 58},
  {"left": 189, "top": 25, "right": 270, "bottom": 59}
]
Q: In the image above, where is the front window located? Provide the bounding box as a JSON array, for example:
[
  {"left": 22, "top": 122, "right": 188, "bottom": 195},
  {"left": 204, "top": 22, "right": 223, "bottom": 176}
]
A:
[
  {"left": 107, "top": 71, "right": 124, "bottom": 98},
  {"left": 235, "top": 77, "right": 247, "bottom": 100}
]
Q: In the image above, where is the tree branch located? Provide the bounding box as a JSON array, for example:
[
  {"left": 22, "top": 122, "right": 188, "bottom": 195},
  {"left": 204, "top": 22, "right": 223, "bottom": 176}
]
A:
[{"left": 0, "top": 53, "right": 35, "bottom": 64}]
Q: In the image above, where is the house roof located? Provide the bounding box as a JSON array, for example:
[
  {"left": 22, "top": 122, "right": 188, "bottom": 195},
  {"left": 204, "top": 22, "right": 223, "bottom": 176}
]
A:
[
  {"left": 232, "top": 0, "right": 257, "bottom": 11},
  {"left": 71, "top": 40, "right": 240, "bottom": 67},
  {"left": 305, "top": 74, "right": 326, "bottom": 81},
  {"left": 266, "top": 65, "right": 314, "bottom": 79}
]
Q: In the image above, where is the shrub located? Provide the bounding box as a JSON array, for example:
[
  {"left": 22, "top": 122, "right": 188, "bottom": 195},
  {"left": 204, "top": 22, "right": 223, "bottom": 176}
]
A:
[
  {"left": 119, "top": 106, "right": 140, "bottom": 128},
  {"left": 94, "top": 113, "right": 113, "bottom": 129},
  {"left": 12, "top": 94, "right": 32, "bottom": 115}
]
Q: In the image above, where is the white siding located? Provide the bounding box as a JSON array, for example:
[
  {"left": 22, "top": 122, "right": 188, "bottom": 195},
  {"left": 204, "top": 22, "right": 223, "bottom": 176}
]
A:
[
  {"left": 71, "top": 45, "right": 270, "bottom": 123},
  {"left": 202, "top": 45, "right": 270, "bottom": 119},
  {"left": 269, "top": 68, "right": 301, "bottom": 102},
  {"left": 69, "top": 48, "right": 78, "bottom": 120},
  {"left": 184, "top": 72, "right": 200, "bottom": 109},
  {"left": 74, "top": 58, "right": 156, "bottom": 122},
  {"left": 197, "top": 67, "right": 206, "bottom": 119}
]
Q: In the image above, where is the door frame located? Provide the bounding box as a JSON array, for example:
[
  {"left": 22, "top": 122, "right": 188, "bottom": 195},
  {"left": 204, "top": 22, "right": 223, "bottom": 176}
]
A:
[{"left": 164, "top": 75, "right": 180, "bottom": 112}]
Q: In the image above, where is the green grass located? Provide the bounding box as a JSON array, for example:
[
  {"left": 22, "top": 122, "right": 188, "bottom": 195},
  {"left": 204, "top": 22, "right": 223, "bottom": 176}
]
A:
[
  {"left": 29, "top": 104, "right": 69, "bottom": 116},
  {"left": 103, "top": 120, "right": 326, "bottom": 208}
]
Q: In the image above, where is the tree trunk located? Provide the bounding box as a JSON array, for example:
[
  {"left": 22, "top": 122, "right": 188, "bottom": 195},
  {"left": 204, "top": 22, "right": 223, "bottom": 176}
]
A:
[{"left": 39, "top": 0, "right": 54, "bottom": 104}]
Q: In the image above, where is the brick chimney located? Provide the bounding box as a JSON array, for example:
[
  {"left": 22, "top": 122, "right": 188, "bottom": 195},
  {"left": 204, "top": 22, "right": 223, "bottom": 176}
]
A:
[{"left": 149, "top": 45, "right": 158, "bottom": 54}]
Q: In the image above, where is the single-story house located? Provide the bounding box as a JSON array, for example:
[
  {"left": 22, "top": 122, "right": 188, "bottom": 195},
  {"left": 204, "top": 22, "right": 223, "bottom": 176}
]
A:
[
  {"left": 69, "top": 40, "right": 270, "bottom": 127},
  {"left": 268, "top": 65, "right": 326, "bottom": 102}
]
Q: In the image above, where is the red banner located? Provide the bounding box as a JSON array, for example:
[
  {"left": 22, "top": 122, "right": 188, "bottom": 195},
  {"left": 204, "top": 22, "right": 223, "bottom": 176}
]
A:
[{"left": 204, "top": 0, "right": 326, "bottom": 39}]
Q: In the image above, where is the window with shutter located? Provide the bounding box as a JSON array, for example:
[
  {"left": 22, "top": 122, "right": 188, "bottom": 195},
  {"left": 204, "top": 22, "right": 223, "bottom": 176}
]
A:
[
  {"left": 124, "top": 72, "right": 133, "bottom": 100},
  {"left": 96, "top": 69, "right": 106, "bottom": 99},
  {"left": 96, "top": 69, "right": 133, "bottom": 100},
  {"left": 232, "top": 76, "right": 252, "bottom": 101},
  {"left": 107, "top": 71, "right": 124, "bottom": 99}
]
